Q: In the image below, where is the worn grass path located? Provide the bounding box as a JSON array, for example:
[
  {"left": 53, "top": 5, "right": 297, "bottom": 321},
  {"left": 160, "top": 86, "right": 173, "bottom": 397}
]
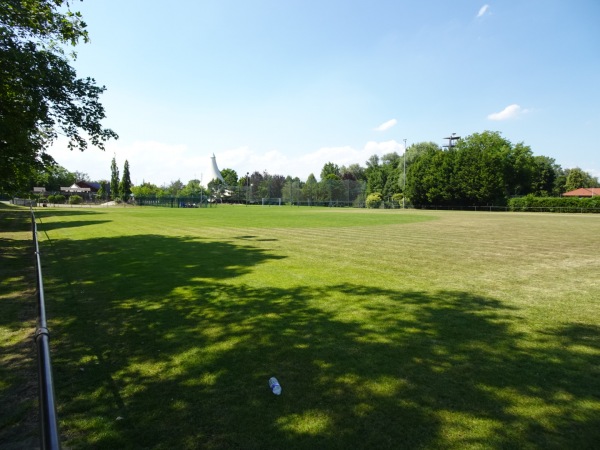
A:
[{"left": 6, "top": 205, "right": 600, "bottom": 449}]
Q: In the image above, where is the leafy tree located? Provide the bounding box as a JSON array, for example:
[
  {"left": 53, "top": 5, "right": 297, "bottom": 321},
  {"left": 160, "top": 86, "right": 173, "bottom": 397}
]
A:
[
  {"left": 320, "top": 174, "right": 345, "bottom": 203},
  {"left": 248, "top": 171, "right": 264, "bottom": 187},
  {"left": 531, "top": 156, "right": 559, "bottom": 196},
  {"left": 302, "top": 173, "right": 318, "bottom": 204},
  {"left": 97, "top": 180, "right": 109, "bottom": 201},
  {"left": 366, "top": 154, "right": 380, "bottom": 169},
  {"left": 364, "top": 153, "right": 401, "bottom": 198},
  {"left": 0, "top": 0, "right": 117, "bottom": 194},
  {"left": 503, "top": 142, "right": 535, "bottom": 197},
  {"left": 283, "top": 176, "right": 302, "bottom": 204},
  {"left": 564, "top": 167, "right": 599, "bottom": 192},
  {"left": 165, "top": 179, "right": 184, "bottom": 197},
  {"left": 110, "top": 156, "right": 120, "bottom": 200},
  {"left": 269, "top": 174, "right": 286, "bottom": 198},
  {"left": 320, "top": 162, "right": 340, "bottom": 180},
  {"left": 365, "top": 154, "right": 382, "bottom": 194},
  {"left": 381, "top": 152, "right": 401, "bottom": 199},
  {"left": 131, "top": 181, "right": 160, "bottom": 198},
  {"left": 340, "top": 163, "right": 366, "bottom": 181},
  {"left": 245, "top": 171, "right": 263, "bottom": 202},
  {"left": 254, "top": 171, "right": 285, "bottom": 199},
  {"left": 179, "top": 179, "right": 209, "bottom": 200},
  {"left": 399, "top": 142, "right": 441, "bottom": 190},
  {"left": 381, "top": 152, "right": 401, "bottom": 166},
  {"left": 406, "top": 131, "right": 546, "bottom": 207},
  {"left": 366, "top": 169, "right": 384, "bottom": 195},
  {"left": 119, "top": 159, "right": 132, "bottom": 201},
  {"left": 452, "top": 132, "right": 507, "bottom": 205},
  {"left": 553, "top": 165, "right": 568, "bottom": 196},
  {"left": 73, "top": 171, "right": 90, "bottom": 182},
  {"left": 220, "top": 168, "right": 238, "bottom": 186},
  {"left": 33, "top": 164, "right": 75, "bottom": 192},
  {"left": 450, "top": 131, "right": 538, "bottom": 205},
  {"left": 406, "top": 146, "right": 455, "bottom": 206},
  {"left": 255, "top": 173, "right": 270, "bottom": 199}
]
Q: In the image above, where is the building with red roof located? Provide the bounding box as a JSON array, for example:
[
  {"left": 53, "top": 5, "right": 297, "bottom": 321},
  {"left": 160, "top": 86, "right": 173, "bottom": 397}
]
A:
[{"left": 562, "top": 188, "right": 599, "bottom": 197}]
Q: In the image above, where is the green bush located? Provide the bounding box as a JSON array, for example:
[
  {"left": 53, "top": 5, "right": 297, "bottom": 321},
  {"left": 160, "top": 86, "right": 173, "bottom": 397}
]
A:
[
  {"left": 508, "top": 195, "right": 600, "bottom": 213},
  {"left": 390, "top": 193, "right": 405, "bottom": 208},
  {"left": 48, "top": 194, "right": 66, "bottom": 204},
  {"left": 366, "top": 193, "right": 383, "bottom": 209},
  {"left": 392, "top": 193, "right": 404, "bottom": 203},
  {"left": 69, "top": 195, "right": 83, "bottom": 205}
]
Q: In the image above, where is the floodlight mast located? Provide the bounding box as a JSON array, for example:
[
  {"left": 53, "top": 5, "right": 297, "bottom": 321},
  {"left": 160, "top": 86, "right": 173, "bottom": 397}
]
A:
[{"left": 443, "top": 132, "right": 461, "bottom": 149}]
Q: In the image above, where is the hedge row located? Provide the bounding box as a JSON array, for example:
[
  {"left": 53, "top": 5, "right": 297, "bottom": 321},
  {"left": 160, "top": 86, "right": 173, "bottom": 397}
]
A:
[{"left": 508, "top": 195, "right": 600, "bottom": 213}]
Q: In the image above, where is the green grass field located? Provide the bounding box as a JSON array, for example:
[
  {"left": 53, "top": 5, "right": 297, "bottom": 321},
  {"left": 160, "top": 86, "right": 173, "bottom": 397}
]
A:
[{"left": 2, "top": 204, "right": 600, "bottom": 449}]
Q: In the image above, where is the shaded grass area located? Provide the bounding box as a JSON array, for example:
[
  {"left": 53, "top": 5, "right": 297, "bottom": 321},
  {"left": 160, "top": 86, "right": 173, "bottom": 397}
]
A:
[
  {"left": 0, "top": 205, "right": 38, "bottom": 448},
  {"left": 29, "top": 207, "right": 600, "bottom": 448}
]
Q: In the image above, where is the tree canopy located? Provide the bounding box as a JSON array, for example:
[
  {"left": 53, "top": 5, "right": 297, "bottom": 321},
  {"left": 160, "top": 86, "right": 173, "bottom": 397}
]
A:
[
  {"left": 405, "top": 131, "right": 551, "bottom": 207},
  {"left": 564, "top": 167, "right": 598, "bottom": 192},
  {"left": 0, "top": 0, "right": 117, "bottom": 194}
]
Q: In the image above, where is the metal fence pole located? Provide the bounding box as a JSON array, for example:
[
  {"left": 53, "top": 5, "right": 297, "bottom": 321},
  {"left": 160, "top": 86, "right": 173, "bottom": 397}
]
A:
[{"left": 31, "top": 210, "right": 61, "bottom": 450}]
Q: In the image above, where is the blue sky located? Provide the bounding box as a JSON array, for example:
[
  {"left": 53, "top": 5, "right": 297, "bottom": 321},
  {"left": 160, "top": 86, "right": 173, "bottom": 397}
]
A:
[{"left": 49, "top": 0, "right": 600, "bottom": 186}]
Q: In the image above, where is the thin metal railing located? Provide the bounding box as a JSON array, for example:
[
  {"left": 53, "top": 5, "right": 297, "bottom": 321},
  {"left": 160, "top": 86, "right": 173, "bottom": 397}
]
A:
[{"left": 31, "top": 209, "right": 61, "bottom": 450}]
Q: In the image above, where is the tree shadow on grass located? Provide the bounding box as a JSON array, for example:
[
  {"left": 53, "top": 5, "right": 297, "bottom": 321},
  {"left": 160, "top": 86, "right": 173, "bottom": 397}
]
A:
[
  {"left": 0, "top": 206, "right": 32, "bottom": 232},
  {"left": 40, "top": 235, "right": 600, "bottom": 449},
  {"left": 35, "top": 209, "right": 108, "bottom": 217},
  {"left": 0, "top": 208, "right": 38, "bottom": 446},
  {"left": 36, "top": 220, "right": 113, "bottom": 232}
]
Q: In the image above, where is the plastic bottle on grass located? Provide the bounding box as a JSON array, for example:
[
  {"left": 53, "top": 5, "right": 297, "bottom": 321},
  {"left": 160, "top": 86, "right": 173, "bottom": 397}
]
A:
[{"left": 269, "top": 377, "right": 282, "bottom": 395}]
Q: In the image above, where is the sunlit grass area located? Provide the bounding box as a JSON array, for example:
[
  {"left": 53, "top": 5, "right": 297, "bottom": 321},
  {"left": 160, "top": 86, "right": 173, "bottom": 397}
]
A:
[{"left": 5, "top": 204, "right": 600, "bottom": 449}]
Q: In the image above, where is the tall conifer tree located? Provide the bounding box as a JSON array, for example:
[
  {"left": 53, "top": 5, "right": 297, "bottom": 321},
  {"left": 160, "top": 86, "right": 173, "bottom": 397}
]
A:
[
  {"left": 110, "top": 156, "right": 120, "bottom": 200},
  {"left": 120, "top": 160, "right": 132, "bottom": 202}
]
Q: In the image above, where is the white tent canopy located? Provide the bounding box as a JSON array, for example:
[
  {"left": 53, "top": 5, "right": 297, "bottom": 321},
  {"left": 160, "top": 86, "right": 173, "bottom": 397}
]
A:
[{"left": 209, "top": 154, "right": 225, "bottom": 183}]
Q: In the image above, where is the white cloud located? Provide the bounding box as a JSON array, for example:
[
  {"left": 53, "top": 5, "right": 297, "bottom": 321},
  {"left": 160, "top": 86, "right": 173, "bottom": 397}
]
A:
[
  {"left": 292, "top": 140, "right": 405, "bottom": 178},
  {"left": 365, "top": 140, "right": 404, "bottom": 155},
  {"left": 487, "top": 104, "right": 529, "bottom": 121},
  {"left": 477, "top": 4, "right": 490, "bottom": 18},
  {"left": 374, "top": 118, "right": 397, "bottom": 131},
  {"left": 49, "top": 139, "right": 198, "bottom": 186}
]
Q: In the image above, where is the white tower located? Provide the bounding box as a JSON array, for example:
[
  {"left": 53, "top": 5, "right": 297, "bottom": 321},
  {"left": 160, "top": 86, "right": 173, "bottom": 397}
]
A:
[{"left": 209, "top": 154, "right": 225, "bottom": 183}]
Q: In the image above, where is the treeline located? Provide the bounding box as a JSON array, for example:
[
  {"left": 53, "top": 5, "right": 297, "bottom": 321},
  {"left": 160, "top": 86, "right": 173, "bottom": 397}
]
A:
[
  {"left": 132, "top": 130, "right": 598, "bottom": 207},
  {"left": 207, "top": 130, "right": 596, "bottom": 207},
  {"left": 28, "top": 130, "right": 598, "bottom": 208},
  {"left": 404, "top": 131, "right": 597, "bottom": 207},
  {"left": 132, "top": 171, "right": 367, "bottom": 206}
]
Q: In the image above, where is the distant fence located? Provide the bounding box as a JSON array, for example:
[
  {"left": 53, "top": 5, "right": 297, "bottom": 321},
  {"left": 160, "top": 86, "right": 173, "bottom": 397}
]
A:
[
  {"left": 135, "top": 196, "right": 211, "bottom": 207},
  {"left": 12, "top": 198, "right": 37, "bottom": 206},
  {"left": 31, "top": 209, "right": 61, "bottom": 450}
]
